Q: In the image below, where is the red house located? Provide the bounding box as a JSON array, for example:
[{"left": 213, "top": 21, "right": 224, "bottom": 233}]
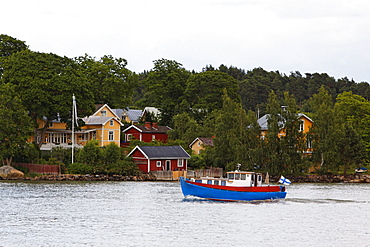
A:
[
  {"left": 127, "top": 146, "right": 190, "bottom": 173},
  {"left": 122, "top": 122, "right": 171, "bottom": 147}
]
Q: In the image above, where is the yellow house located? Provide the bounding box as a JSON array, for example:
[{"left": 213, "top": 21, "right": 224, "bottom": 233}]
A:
[
  {"left": 189, "top": 137, "right": 214, "bottom": 155},
  {"left": 33, "top": 104, "right": 123, "bottom": 150},
  {"left": 258, "top": 113, "right": 313, "bottom": 154}
]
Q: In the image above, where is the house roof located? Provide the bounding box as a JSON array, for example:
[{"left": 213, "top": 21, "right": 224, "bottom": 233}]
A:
[
  {"left": 122, "top": 124, "right": 171, "bottom": 133},
  {"left": 93, "top": 104, "right": 121, "bottom": 119},
  {"left": 141, "top": 107, "right": 161, "bottom": 117},
  {"left": 126, "top": 109, "right": 143, "bottom": 122},
  {"left": 84, "top": 116, "right": 123, "bottom": 126},
  {"left": 189, "top": 137, "right": 214, "bottom": 148},
  {"left": 128, "top": 146, "right": 191, "bottom": 159},
  {"left": 257, "top": 113, "right": 313, "bottom": 131}
]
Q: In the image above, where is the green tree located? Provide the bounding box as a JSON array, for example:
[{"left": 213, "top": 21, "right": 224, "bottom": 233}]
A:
[
  {"left": 338, "top": 123, "right": 366, "bottom": 175},
  {"left": 1, "top": 50, "right": 95, "bottom": 147},
  {"left": 168, "top": 113, "right": 201, "bottom": 144},
  {"left": 0, "top": 83, "right": 34, "bottom": 165},
  {"left": 184, "top": 70, "right": 240, "bottom": 121},
  {"left": 212, "top": 91, "right": 259, "bottom": 170},
  {"left": 279, "top": 92, "right": 306, "bottom": 174},
  {"left": 308, "top": 86, "right": 342, "bottom": 173},
  {"left": 264, "top": 90, "right": 284, "bottom": 174},
  {"left": 77, "top": 139, "right": 101, "bottom": 164},
  {"left": 141, "top": 59, "right": 191, "bottom": 125},
  {"left": 0, "top": 34, "right": 28, "bottom": 58},
  {"left": 335, "top": 91, "right": 370, "bottom": 150},
  {"left": 75, "top": 54, "right": 136, "bottom": 108}
]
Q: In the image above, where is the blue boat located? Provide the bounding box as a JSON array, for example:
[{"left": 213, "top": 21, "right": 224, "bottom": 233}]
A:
[{"left": 180, "top": 170, "right": 287, "bottom": 202}]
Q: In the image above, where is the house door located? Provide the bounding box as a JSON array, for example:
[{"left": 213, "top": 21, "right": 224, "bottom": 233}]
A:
[{"left": 165, "top": 160, "right": 171, "bottom": 171}]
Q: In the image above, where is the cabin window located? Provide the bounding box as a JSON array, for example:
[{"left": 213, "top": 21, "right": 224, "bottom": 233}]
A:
[
  {"left": 207, "top": 180, "right": 212, "bottom": 184},
  {"left": 214, "top": 180, "right": 219, "bottom": 185},
  {"left": 241, "top": 174, "right": 246, "bottom": 180},
  {"left": 258, "top": 175, "right": 262, "bottom": 181},
  {"left": 235, "top": 173, "right": 240, "bottom": 180},
  {"left": 178, "top": 159, "right": 184, "bottom": 167},
  {"left": 108, "top": 131, "right": 114, "bottom": 141},
  {"left": 221, "top": 181, "right": 226, "bottom": 186},
  {"left": 228, "top": 173, "right": 234, "bottom": 180},
  {"left": 156, "top": 161, "right": 162, "bottom": 167}
]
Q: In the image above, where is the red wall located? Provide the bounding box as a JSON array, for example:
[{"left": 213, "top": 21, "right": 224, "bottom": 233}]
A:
[{"left": 130, "top": 149, "right": 187, "bottom": 173}]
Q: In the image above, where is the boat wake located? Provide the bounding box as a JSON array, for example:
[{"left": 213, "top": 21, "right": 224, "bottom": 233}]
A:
[{"left": 286, "top": 198, "right": 368, "bottom": 204}]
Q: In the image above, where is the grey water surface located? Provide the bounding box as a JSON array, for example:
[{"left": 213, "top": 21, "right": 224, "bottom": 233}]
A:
[{"left": 0, "top": 181, "right": 369, "bottom": 247}]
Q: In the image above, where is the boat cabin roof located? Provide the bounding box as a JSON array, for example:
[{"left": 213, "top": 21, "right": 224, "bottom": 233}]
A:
[{"left": 226, "top": 171, "right": 256, "bottom": 175}]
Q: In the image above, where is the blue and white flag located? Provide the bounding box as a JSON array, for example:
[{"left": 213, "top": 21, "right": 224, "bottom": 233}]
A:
[{"left": 279, "top": 176, "right": 291, "bottom": 185}]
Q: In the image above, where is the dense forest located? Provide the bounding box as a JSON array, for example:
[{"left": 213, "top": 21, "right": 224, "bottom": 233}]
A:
[{"left": 1, "top": 34, "right": 369, "bottom": 176}]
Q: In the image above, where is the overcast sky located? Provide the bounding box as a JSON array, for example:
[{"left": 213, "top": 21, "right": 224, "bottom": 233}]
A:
[{"left": 3, "top": 0, "right": 370, "bottom": 82}]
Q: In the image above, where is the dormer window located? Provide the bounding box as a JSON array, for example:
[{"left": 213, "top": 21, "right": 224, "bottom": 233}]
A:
[{"left": 299, "top": 122, "right": 304, "bottom": 132}]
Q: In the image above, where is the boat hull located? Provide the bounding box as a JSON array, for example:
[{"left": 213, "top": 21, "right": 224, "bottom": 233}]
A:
[{"left": 180, "top": 177, "right": 286, "bottom": 202}]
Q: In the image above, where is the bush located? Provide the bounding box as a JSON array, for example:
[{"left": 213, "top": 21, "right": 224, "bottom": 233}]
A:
[{"left": 67, "top": 162, "right": 93, "bottom": 174}]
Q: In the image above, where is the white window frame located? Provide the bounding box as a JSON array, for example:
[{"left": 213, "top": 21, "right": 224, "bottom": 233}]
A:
[
  {"left": 101, "top": 110, "right": 107, "bottom": 116},
  {"left": 108, "top": 131, "right": 114, "bottom": 141},
  {"left": 152, "top": 135, "right": 156, "bottom": 141},
  {"left": 178, "top": 159, "right": 184, "bottom": 167},
  {"left": 156, "top": 161, "right": 162, "bottom": 167},
  {"left": 110, "top": 120, "right": 114, "bottom": 126},
  {"left": 127, "top": 134, "right": 132, "bottom": 142}
]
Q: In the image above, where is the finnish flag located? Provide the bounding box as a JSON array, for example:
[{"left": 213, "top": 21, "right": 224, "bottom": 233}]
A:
[{"left": 279, "top": 176, "right": 291, "bottom": 185}]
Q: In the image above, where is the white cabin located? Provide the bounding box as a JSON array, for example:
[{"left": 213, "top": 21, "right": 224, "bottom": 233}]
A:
[{"left": 192, "top": 171, "right": 263, "bottom": 187}]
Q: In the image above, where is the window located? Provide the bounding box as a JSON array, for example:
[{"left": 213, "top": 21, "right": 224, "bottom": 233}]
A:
[
  {"left": 152, "top": 135, "right": 156, "bottom": 141},
  {"left": 228, "top": 173, "right": 234, "bottom": 180},
  {"left": 207, "top": 180, "right": 212, "bottom": 184},
  {"left": 127, "top": 134, "right": 132, "bottom": 142},
  {"left": 307, "top": 139, "right": 313, "bottom": 149},
  {"left": 214, "top": 180, "right": 219, "bottom": 185},
  {"left": 235, "top": 173, "right": 240, "bottom": 180},
  {"left": 101, "top": 110, "right": 107, "bottom": 116},
  {"left": 110, "top": 120, "right": 114, "bottom": 126},
  {"left": 178, "top": 159, "right": 184, "bottom": 167},
  {"left": 221, "top": 181, "right": 226, "bottom": 186},
  {"left": 156, "top": 161, "right": 162, "bottom": 167},
  {"left": 241, "top": 174, "right": 246, "bottom": 180},
  {"left": 299, "top": 121, "right": 304, "bottom": 132},
  {"left": 108, "top": 131, "right": 114, "bottom": 141}
]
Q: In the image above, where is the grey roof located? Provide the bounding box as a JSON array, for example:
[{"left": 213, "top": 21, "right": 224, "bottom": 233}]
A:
[
  {"left": 84, "top": 116, "right": 114, "bottom": 125},
  {"left": 126, "top": 109, "right": 142, "bottom": 122},
  {"left": 257, "top": 113, "right": 313, "bottom": 130},
  {"left": 112, "top": 109, "right": 124, "bottom": 118},
  {"left": 136, "top": 146, "right": 190, "bottom": 159}
]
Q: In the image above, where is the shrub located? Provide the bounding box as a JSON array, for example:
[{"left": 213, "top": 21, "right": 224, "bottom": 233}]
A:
[{"left": 67, "top": 162, "right": 93, "bottom": 174}]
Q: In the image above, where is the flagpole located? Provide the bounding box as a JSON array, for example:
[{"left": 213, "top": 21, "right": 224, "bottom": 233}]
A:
[{"left": 72, "top": 94, "right": 75, "bottom": 164}]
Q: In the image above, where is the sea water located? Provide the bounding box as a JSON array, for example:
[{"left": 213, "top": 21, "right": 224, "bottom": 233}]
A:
[{"left": 0, "top": 181, "right": 369, "bottom": 246}]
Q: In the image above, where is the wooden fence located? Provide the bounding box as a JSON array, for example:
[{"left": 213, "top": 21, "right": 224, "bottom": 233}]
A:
[
  {"left": 150, "top": 168, "right": 223, "bottom": 181},
  {"left": 13, "top": 163, "right": 60, "bottom": 175}
]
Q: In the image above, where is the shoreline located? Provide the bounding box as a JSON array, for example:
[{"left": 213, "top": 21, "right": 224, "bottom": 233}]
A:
[{"left": 1, "top": 173, "right": 369, "bottom": 183}]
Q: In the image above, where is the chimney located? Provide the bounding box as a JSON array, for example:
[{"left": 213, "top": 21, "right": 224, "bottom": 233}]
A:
[
  {"left": 145, "top": 122, "right": 151, "bottom": 129},
  {"left": 152, "top": 122, "right": 158, "bottom": 130}
]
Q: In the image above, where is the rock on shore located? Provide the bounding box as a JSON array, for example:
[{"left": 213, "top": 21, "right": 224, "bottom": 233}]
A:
[{"left": 0, "top": 166, "right": 24, "bottom": 180}]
